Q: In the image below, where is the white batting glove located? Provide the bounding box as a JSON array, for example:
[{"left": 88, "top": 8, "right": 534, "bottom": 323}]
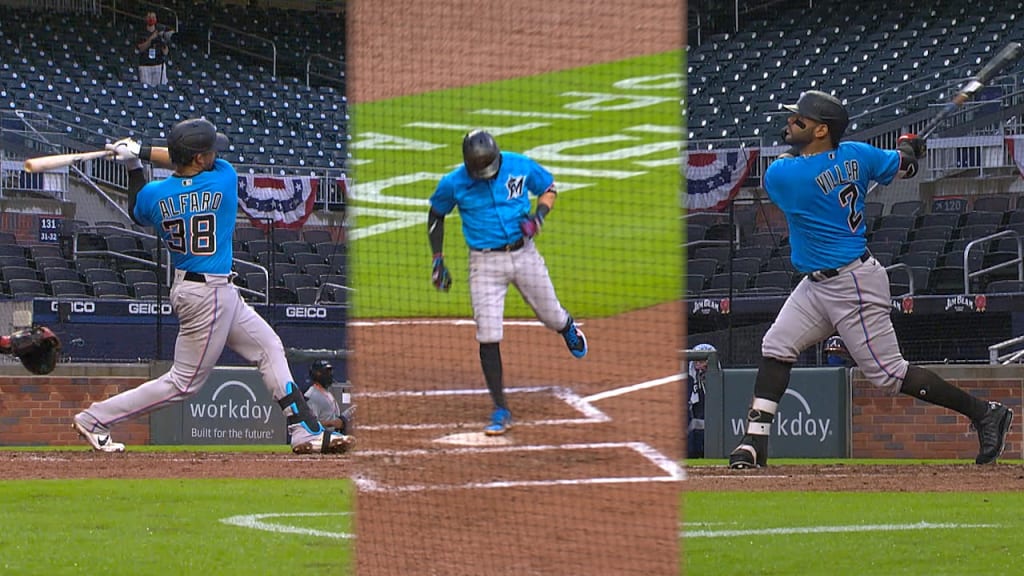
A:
[{"left": 105, "top": 138, "right": 142, "bottom": 170}]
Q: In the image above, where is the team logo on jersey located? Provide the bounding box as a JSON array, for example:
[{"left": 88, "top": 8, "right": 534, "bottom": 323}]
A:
[{"left": 506, "top": 176, "right": 525, "bottom": 200}]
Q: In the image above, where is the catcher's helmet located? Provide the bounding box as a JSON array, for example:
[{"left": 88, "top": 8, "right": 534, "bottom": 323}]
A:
[
  {"left": 309, "top": 359, "right": 333, "bottom": 385},
  {"left": 782, "top": 90, "right": 849, "bottom": 145},
  {"left": 167, "top": 117, "right": 230, "bottom": 166},
  {"left": 462, "top": 130, "right": 501, "bottom": 180}
]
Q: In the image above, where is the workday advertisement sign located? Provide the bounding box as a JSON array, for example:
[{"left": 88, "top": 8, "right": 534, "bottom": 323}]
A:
[
  {"left": 704, "top": 368, "right": 850, "bottom": 458},
  {"left": 150, "top": 367, "right": 287, "bottom": 445}
]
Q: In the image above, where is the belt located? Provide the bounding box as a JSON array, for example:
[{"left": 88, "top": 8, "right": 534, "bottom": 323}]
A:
[
  {"left": 183, "top": 271, "right": 206, "bottom": 283},
  {"left": 808, "top": 251, "right": 870, "bottom": 282},
  {"left": 474, "top": 238, "right": 525, "bottom": 253}
]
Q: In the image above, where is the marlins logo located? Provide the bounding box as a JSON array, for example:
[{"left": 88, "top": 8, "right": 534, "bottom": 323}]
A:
[{"left": 506, "top": 175, "right": 525, "bottom": 200}]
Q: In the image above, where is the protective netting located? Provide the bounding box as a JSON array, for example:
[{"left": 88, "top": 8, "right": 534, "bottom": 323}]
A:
[{"left": 346, "top": 1, "right": 684, "bottom": 573}]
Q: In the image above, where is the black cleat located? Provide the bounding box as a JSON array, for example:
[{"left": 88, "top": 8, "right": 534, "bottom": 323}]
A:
[
  {"left": 973, "top": 402, "right": 1013, "bottom": 465},
  {"left": 728, "top": 435, "right": 768, "bottom": 469}
]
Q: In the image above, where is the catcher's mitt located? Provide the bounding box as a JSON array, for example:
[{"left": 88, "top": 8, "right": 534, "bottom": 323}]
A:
[{"left": 9, "top": 326, "right": 61, "bottom": 375}]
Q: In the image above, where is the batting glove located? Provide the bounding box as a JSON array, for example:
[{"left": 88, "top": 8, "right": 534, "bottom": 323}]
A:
[
  {"left": 897, "top": 133, "right": 927, "bottom": 159},
  {"left": 431, "top": 254, "right": 451, "bottom": 292},
  {"left": 519, "top": 212, "right": 544, "bottom": 239},
  {"left": 105, "top": 138, "right": 143, "bottom": 170}
]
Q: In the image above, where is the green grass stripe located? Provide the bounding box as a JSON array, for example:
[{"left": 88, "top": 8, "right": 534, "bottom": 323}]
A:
[
  {"left": 683, "top": 491, "right": 1024, "bottom": 575},
  {"left": 0, "top": 479, "right": 354, "bottom": 575}
]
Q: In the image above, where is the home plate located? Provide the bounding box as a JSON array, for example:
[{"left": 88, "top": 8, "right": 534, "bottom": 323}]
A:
[{"left": 435, "top": 432, "right": 513, "bottom": 446}]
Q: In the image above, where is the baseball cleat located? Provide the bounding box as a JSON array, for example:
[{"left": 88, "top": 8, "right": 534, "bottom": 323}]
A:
[
  {"left": 561, "top": 318, "right": 588, "bottom": 359},
  {"left": 973, "top": 401, "right": 1013, "bottom": 465},
  {"left": 728, "top": 435, "right": 768, "bottom": 469},
  {"left": 292, "top": 431, "right": 355, "bottom": 455},
  {"left": 728, "top": 445, "right": 760, "bottom": 470},
  {"left": 485, "top": 407, "right": 511, "bottom": 436},
  {"left": 72, "top": 415, "right": 126, "bottom": 453}
]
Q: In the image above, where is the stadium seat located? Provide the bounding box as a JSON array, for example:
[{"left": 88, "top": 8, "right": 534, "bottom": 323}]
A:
[
  {"left": 92, "top": 281, "right": 131, "bottom": 299},
  {"left": 50, "top": 279, "right": 90, "bottom": 297},
  {"left": 7, "top": 278, "right": 47, "bottom": 297}
]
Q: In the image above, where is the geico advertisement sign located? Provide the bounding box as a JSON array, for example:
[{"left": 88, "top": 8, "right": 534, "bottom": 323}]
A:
[
  {"left": 285, "top": 306, "right": 327, "bottom": 318},
  {"left": 188, "top": 380, "right": 274, "bottom": 424},
  {"left": 50, "top": 300, "right": 96, "bottom": 313},
  {"left": 730, "top": 389, "right": 832, "bottom": 442},
  {"left": 128, "top": 302, "right": 174, "bottom": 315}
]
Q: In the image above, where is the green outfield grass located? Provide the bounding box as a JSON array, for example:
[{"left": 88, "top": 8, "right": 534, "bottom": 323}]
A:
[
  {"left": 684, "top": 460, "right": 1024, "bottom": 575},
  {"left": 0, "top": 478, "right": 354, "bottom": 575},
  {"left": 684, "top": 490, "right": 1024, "bottom": 575},
  {"left": 348, "top": 51, "right": 683, "bottom": 318}
]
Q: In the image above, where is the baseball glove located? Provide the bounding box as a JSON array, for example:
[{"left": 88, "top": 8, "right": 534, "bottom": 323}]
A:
[{"left": 9, "top": 326, "right": 61, "bottom": 375}]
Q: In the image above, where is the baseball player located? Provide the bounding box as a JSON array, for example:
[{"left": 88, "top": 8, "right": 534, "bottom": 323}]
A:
[
  {"left": 686, "top": 343, "right": 717, "bottom": 459},
  {"left": 729, "top": 91, "right": 1013, "bottom": 469},
  {"left": 304, "top": 360, "right": 351, "bottom": 435},
  {"left": 72, "top": 117, "right": 353, "bottom": 454},
  {"left": 428, "top": 130, "right": 588, "bottom": 435}
]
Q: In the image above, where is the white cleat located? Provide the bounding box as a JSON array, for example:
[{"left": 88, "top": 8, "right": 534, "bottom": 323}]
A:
[{"left": 73, "top": 416, "right": 126, "bottom": 453}]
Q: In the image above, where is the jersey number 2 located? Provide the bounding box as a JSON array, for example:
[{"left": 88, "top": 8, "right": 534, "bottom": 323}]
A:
[
  {"left": 838, "top": 183, "right": 863, "bottom": 232},
  {"left": 163, "top": 214, "right": 216, "bottom": 255}
]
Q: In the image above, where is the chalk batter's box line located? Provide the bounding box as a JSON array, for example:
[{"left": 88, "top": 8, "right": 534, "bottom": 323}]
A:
[
  {"left": 357, "top": 386, "right": 611, "bottom": 431},
  {"left": 352, "top": 441, "right": 686, "bottom": 493}
]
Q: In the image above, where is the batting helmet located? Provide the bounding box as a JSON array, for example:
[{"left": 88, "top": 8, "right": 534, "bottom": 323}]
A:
[
  {"left": 782, "top": 90, "right": 849, "bottom": 146},
  {"left": 462, "top": 130, "right": 501, "bottom": 180},
  {"left": 309, "top": 359, "right": 333, "bottom": 386},
  {"left": 167, "top": 117, "right": 230, "bottom": 166}
]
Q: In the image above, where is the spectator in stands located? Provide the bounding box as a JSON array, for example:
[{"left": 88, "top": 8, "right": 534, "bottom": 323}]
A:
[
  {"left": 136, "top": 12, "right": 170, "bottom": 86},
  {"left": 686, "top": 343, "right": 717, "bottom": 459}
]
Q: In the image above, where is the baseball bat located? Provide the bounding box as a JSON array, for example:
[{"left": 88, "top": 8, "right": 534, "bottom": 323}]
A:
[
  {"left": 23, "top": 150, "right": 114, "bottom": 173},
  {"left": 918, "top": 41, "right": 1023, "bottom": 139}
]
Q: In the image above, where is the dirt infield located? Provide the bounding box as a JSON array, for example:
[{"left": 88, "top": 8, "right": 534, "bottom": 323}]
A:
[{"left": 686, "top": 463, "right": 1024, "bottom": 492}]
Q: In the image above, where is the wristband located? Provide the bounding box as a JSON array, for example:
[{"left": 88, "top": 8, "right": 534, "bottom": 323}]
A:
[
  {"left": 139, "top": 145, "right": 152, "bottom": 161},
  {"left": 536, "top": 203, "right": 550, "bottom": 221}
]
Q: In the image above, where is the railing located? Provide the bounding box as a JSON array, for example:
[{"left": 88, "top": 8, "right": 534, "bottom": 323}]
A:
[
  {"left": 884, "top": 262, "right": 918, "bottom": 297},
  {"left": 208, "top": 24, "right": 277, "bottom": 79},
  {"left": 989, "top": 335, "right": 1024, "bottom": 365},
  {"left": 963, "top": 231, "right": 1024, "bottom": 294},
  {"left": 3, "top": 0, "right": 98, "bottom": 12},
  {"left": 306, "top": 54, "right": 345, "bottom": 88}
]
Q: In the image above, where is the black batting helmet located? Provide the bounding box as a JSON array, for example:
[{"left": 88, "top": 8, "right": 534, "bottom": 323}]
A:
[
  {"left": 783, "top": 91, "right": 849, "bottom": 146},
  {"left": 167, "top": 117, "right": 230, "bottom": 166},
  {"left": 462, "top": 130, "right": 501, "bottom": 180},
  {"left": 309, "top": 359, "right": 333, "bottom": 385}
]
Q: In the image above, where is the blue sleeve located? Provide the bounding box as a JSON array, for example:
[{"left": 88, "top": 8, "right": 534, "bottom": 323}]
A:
[
  {"left": 429, "top": 174, "right": 456, "bottom": 215},
  {"left": 763, "top": 159, "right": 790, "bottom": 208},
  {"left": 869, "top": 146, "right": 901, "bottom": 187},
  {"left": 527, "top": 159, "right": 554, "bottom": 196},
  {"left": 132, "top": 183, "right": 156, "bottom": 227}
]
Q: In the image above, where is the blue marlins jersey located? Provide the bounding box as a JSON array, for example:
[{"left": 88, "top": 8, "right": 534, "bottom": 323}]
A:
[
  {"left": 133, "top": 158, "right": 237, "bottom": 274},
  {"left": 764, "top": 141, "right": 900, "bottom": 273},
  {"left": 430, "top": 151, "right": 554, "bottom": 250}
]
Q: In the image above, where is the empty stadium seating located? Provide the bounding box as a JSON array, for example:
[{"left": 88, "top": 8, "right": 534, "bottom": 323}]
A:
[{"left": 0, "top": 3, "right": 349, "bottom": 170}]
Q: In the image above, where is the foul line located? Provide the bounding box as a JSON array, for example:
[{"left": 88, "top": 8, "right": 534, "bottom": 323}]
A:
[
  {"left": 357, "top": 386, "right": 610, "bottom": 431},
  {"left": 683, "top": 522, "right": 999, "bottom": 539},
  {"left": 353, "top": 441, "right": 684, "bottom": 493},
  {"left": 584, "top": 374, "right": 682, "bottom": 403},
  {"left": 220, "top": 512, "right": 353, "bottom": 539}
]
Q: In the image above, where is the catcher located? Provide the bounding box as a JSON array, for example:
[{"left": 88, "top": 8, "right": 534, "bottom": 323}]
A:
[{"left": 0, "top": 326, "right": 61, "bottom": 375}]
